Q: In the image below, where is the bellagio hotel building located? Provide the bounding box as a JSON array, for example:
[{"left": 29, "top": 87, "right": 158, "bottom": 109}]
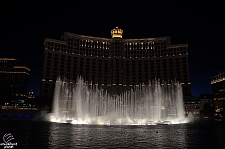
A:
[{"left": 41, "top": 27, "right": 191, "bottom": 100}]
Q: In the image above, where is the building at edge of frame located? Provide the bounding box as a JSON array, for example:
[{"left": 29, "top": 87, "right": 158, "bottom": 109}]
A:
[{"left": 0, "top": 58, "right": 30, "bottom": 100}]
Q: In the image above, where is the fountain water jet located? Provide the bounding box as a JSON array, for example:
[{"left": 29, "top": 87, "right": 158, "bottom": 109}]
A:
[{"left": 50, "top": 77, "right": 188, "bottom": 125}]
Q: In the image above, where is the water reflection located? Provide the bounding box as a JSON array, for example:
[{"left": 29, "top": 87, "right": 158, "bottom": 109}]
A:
[
  {"left": 48, "top": 123, "right": 188, "bottom": 148},
  {"left": 1, "top": 120, "right": 224, "bottom": 148}
]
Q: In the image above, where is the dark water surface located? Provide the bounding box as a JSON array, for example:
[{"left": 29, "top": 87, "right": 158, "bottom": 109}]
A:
[{"left": 0, "top": 120, "right": 225, "bottom": 149}]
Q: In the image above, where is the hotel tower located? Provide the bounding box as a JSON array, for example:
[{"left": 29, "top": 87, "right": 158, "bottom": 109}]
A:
[
  {"left": 41, "top": 27, "right": 191, "bottom": 100},
  {"left": 0, "top": 58, "right": 30, "bottom": 100}
]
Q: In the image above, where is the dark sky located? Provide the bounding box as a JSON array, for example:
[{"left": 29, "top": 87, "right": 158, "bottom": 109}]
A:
[{"left": 1, "top": 1, "right": 224, "bottom": 97}]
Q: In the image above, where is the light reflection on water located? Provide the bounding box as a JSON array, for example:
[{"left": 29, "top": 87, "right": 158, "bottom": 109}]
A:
[
  {"left": 0, "top": 120, "right": 225, "bottom": 148},
  {"left": 48, "top": 123, "right": 187, "bottom": 148}
]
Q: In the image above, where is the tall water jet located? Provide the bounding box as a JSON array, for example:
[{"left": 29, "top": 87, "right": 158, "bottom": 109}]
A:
[{"left": 50, "top": 77, "right": 187, "bottom": 125}]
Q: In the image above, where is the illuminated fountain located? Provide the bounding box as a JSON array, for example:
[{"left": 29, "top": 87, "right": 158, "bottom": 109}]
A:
[{"left": 50, "top": 77, "right": 188, "bottom": 125}]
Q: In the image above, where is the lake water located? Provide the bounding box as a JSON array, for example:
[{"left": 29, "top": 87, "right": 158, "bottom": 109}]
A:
[{"left": 0, "top": 120, "right": 224, "bottom": 149}]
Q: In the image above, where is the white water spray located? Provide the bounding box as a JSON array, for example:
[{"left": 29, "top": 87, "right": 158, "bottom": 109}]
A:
[{"left": 50, "top": 77, "right": 188, "bottom": 125}]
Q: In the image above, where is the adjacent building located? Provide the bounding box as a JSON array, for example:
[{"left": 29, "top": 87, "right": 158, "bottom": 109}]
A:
[
  {"left": 0, "top": 58, "right": 31, "bottom": 100},
  {"left": 41, "top": 27, "right": 191, "bottom": 100},
  {"left": 210, "top": 70, "right": 225, "bottom": 95},
  {"left": 210, "top": 71, "right": 225, "bottom": 115}
]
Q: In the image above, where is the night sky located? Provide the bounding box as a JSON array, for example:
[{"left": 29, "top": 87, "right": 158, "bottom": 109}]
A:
[{"left": 1, "top": 1, "right": 224, "bottom": 97}]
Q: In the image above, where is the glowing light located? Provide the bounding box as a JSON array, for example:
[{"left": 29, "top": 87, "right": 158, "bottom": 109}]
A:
[{"left": 111, "top": 27, "right": 123, "bottom": 38}]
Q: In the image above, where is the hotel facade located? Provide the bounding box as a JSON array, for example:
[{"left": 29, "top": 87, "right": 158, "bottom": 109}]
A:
[
  {"left": 0, "top": 58, "right": 30, "bottom": 100},
  {"left": 41, "top": 27, "right": 191, "bottom": 100},
  {"left": 210, "top": 70, "right": 225, "bottom": 101}
]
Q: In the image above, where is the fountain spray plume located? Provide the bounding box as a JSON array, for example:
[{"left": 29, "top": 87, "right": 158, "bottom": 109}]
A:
[{"left": 50, "top": 76, "right": 188, "bottom": 125}]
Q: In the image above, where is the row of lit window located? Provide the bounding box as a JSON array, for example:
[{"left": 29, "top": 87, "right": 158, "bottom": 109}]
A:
[
  {"left": 68, "top": 37, "right": 167, "bottom": 48},
  {"left": 69, "top": 41, "right": 180, "bottom": 52},
  {"left": 49, "top": 53, "right": 188, "bottom": 60},
  {"left": 48, "top": 60, "right": 187, "bottom": 68}
]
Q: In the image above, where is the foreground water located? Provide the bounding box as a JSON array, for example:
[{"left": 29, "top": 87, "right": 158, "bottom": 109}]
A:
[{"left": 0, "top": 120, "right": 225, "bottom": 148}]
